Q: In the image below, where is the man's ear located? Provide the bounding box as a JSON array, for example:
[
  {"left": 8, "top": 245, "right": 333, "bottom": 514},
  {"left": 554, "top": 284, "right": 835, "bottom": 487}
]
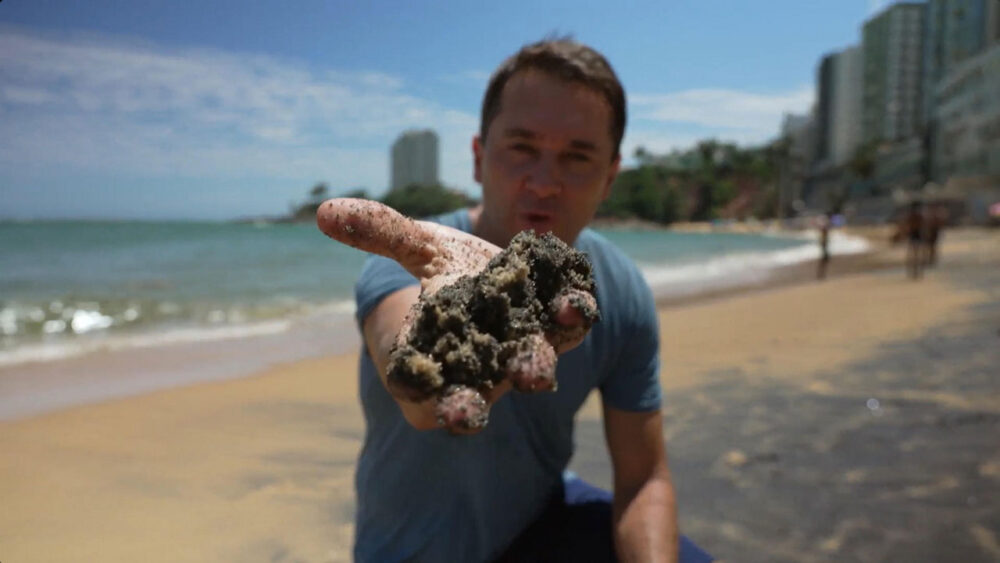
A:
[
  {"left": 472, "top": 135, "right": 484, "bottom": 184},
  {"left": 600, "top": 154, "right": 621, "bottom": 201}
]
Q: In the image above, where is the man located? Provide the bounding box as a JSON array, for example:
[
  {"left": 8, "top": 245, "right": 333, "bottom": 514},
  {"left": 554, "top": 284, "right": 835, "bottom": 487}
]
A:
[
  {"left": 318, "top": 38, "right": 712, "bottom": 562},
  {"left": 923, "top": 203, "right": 948, "bottom": 267},
  {"left": 816, "top": 212, "right": 831, "bottom": 280},
  {"left": 897, "top": 201, "right": 925, "bottom": 280}
]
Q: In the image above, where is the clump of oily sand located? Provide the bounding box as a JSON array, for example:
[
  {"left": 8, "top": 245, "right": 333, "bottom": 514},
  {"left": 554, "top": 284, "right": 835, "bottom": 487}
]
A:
[{"left": 387, "top": 231, "right": 599, "bottom": 429}]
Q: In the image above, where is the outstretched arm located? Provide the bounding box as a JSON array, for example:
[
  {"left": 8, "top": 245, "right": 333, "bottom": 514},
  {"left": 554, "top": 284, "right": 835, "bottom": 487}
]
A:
[{"left": 605, "top": 404, "right": 679, "bottom": 562}]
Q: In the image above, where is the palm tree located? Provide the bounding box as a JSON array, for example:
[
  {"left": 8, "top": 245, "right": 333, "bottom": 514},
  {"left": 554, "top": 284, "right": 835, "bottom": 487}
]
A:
[{"left": 309, "top": 183, "right": 329, "bottom": 203}]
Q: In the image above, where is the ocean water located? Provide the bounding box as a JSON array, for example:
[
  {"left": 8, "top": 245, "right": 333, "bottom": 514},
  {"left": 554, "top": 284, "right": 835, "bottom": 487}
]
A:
[{"left": 0, "top": 218, "right": 868, "bottom": 367}]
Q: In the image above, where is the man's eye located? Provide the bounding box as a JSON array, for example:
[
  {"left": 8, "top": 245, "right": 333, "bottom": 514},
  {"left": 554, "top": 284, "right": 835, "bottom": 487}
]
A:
[
  {"left": 566, "top": 152, "right": 590, "bottom": 162},
  {"left": 511, "top": 143, "right": 535, "bottom": 154}
]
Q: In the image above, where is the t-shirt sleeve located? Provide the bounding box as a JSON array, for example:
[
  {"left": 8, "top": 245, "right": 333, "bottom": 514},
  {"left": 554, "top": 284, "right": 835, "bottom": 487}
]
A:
[
  {"left": 598, "top": 273, "right": 662, "bottom": 412},
  {"left": 354, "top": 254, "right": 420, "bottom": 328}
]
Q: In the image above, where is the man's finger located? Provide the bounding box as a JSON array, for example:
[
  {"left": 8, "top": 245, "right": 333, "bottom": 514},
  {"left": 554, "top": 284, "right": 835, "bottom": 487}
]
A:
[
  {"left": 316, "top": 198, "right": 437, "bottom": 273},
  {"left": 547, "top": 290, "right": 599, "bottom": 353},
  {"left": 506, "top": 334, "right": 558, "bottom": 392},
  {"left": 317, "top": 198, "right": 499, "bottom": 283},
  {"left": 435, "top": 385, "right": 489, "bottom": 432},
  {"left": 551, "top": 290, "right": 598, "bottom": 327}
]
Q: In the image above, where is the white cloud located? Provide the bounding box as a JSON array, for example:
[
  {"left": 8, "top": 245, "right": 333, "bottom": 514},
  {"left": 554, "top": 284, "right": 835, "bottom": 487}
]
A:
[
  {"left": 0, "top": 27, "right": 479, "bottom": 195},
  {"left": 630, "top": 86, "right": 814, "bottom": 138},
  {"left": 619, "top": 86, "right": 815, "bottom": 167},
  {"left": 438, "top": 69, "right": 491, "bottom": 86},
  {"left": 0, "top": 86, "right": 60, "bottom": 105},
  {"left": 0, "top": 25, "right": 813, "bottom": 217}
]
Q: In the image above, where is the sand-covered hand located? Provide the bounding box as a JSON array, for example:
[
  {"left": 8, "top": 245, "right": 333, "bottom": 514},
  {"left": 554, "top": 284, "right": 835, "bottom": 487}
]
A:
[{"left": 317, "top": 199, "right": 599, "bottom": 431}]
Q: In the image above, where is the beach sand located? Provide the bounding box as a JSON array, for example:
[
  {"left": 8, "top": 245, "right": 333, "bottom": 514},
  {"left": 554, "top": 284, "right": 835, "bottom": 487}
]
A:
[{"left": 1, "top": 229, "right": 998, "bottom": 562}]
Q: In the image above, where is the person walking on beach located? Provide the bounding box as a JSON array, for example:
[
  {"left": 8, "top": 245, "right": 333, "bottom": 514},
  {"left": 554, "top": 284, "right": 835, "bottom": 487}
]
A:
[
  {"left": 900, "top": 201, "right": 925, "bottom": 280},
  {"left": 318, "top": 38, "right": 712, "bottom": 562},
  {"left": 924, "top": 203, "right": 948, "bottom": 267},
  {"left": 817, "top": 212, "right": 831, "bottom": 280}
]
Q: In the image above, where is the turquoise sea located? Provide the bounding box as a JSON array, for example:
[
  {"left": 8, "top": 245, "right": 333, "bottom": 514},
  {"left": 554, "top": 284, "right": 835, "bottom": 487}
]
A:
[{"left": 0, "top": 218, "right": 869, "bottom": 367}]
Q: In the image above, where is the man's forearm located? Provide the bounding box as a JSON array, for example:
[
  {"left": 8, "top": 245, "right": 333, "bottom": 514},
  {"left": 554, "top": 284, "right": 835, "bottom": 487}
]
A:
[{"left": 613, "top": 471, "right": 679, "bottom": 563}]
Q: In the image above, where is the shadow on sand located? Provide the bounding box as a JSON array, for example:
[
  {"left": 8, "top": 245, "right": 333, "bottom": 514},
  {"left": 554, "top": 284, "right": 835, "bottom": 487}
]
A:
[{"left": 572, "top": 268, "right": 1000, "bottom": 563}]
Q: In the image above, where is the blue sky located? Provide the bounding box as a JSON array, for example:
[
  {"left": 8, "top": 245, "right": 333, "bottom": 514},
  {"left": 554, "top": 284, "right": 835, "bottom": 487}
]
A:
[{"left": 1, "top": 1, "right": 897, "bottom": 220}]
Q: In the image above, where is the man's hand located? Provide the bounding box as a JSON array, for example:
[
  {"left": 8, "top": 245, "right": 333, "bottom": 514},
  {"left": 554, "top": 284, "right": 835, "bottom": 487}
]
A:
[{"left": 317, "top": 198, "right": 595, "bottom": 433}]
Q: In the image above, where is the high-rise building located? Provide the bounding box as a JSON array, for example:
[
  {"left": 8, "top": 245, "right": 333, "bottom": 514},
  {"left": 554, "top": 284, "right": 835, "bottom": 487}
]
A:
[
  {"left": 814, "top": 46, "right": 865, "bottom": 167},
  {"left": 932, "top": 44, "right": 1000, "bottom": 182},
  {"left": 925, "top": 0, "right": 1000, "bottom": 199},
  {"left": 780, "top": 112, "right": 816, "bottom": 209},
  {"left": 991, "top": 0, "right": 1000, "bottom": 44},
  {"left": 831, "top": 46, "right": 865, "bottom": 166},
  {"left": 927, "top": 0, "right": 1000, "bottom": 212},
  {"left": 923, "top": 0, "right": 994, "bottom": 122},
  {"left": 814, "top": 54, "right": 837, "bottom": 164},
  {"left": 390, "top": 129, "right": 439, "bottom": 191},
  {"left": 862, "top": 2, "right": 927, "bottom": 143}
]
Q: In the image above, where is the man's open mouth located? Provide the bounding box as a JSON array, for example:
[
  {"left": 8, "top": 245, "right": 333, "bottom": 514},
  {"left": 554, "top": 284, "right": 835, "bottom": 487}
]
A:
[{"left": 521, "top": 211, "right": 554, "bottom": 227}]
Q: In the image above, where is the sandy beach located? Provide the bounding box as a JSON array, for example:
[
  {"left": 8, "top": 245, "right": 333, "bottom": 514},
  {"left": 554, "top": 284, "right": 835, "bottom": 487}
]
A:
[{"left": 2, "top": 228, "right": 998, "bottom": 562}]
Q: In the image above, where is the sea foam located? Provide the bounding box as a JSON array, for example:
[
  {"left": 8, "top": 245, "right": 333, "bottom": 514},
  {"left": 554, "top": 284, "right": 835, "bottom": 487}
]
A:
[
  {"left": 640, "top": 232, "right": 870, "bottom": 297},
  {"left": 0, "top": 319, "right": 293, "bottom": 368}
]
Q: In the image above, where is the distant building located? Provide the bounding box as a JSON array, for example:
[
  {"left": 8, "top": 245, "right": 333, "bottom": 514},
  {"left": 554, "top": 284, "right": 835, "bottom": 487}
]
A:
[
  {"left": 924, "top": 0, "right": 1000, "bottom": 212},
  {"left": 862, "top": 2, "right": 926, "bottom": 143},
  {"left": 992, "top": 1, "right": 1000, "bottom": 45},
  {"left": 930, "top": 43, "right": 1000, "bottom": 220},
  {"left": 872, "top": 136, "right": 926, "bottom": 191},
  {"left": 923, "top": 0, "right": 994, "bottom": 122},
  {"left": 781, "top": 112, "right": 816, "bottom": 210},
  {"left": 814, "top": 46, "right": 865, "bottom": 167},
  {"left": 830, "top": 46, "right": 865, "bottom": 166},
  {"left": 391, "top": 130, "right": 439, "bottom": 191},
  {"left": 815, "top": 53, "right": 837, "bottom": 164},
  {"left": 783, "top": 112, "right": 816, "bottom": 168}
]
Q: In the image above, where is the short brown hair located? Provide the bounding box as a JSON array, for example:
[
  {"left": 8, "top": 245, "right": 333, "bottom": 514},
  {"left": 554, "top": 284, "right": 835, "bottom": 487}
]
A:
[{"left": 479, "top": 37, "right": 627, "bottom": 160}]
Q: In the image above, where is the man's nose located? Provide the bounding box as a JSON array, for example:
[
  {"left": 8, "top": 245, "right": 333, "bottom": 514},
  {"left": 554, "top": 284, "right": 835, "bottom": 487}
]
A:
[{"left": 524, "top": 156, "right": 562, "bottom": 197}]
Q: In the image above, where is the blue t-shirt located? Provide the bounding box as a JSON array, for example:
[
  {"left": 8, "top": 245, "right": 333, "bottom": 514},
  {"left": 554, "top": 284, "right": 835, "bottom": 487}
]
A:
[{"left": 352, "top": 209, "right": 661, "bottom": 562}]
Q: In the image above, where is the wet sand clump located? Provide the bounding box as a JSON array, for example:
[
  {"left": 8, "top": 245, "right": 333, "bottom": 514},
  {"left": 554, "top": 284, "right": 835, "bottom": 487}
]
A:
[{"left": 387, "top": 231, "right": 599, "bottom": 429}]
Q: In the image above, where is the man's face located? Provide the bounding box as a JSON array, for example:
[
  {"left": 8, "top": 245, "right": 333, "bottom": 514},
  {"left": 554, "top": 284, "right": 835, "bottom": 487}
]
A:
[{"left": 473, "top": 70, "right": 620, "bottom": 246}]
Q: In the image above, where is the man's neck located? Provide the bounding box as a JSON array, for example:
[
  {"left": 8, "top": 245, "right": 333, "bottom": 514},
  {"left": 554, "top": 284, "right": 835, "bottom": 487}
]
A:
[
  {"left": 468, "top": 204, "right": 509, "bottom": 247},
  {"left": 467, "top": 204, "right": 483, "bottom": 234}
]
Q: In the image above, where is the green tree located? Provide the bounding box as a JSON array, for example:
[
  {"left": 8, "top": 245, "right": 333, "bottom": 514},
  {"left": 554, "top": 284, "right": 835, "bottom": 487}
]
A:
[
  {"left": 600, "top": 166, "right": 681, "bottom": 224},
  {"left": 309, "top": 182, "right": 329, "bottom": 202},
  {"left": 290, "top": 183, "right": 369, "bottom": 221},
  {"left": 689, "top": 179, "right": 715, "bottom": 222},
  {"left": 754, "top": 185, "right": 779, "bottom": 218},
  {"left": 343, "top": 188, "right": 369, "bottom": 200},
  {"left": 599, "top": 137, "right": 797, "bottom": 224},
  {"left": 380, "top": 184, "right": 474, "bottom": 218},
  {"left": 849, "top": 141, "right": 878, "bottom": 180},
  {"left": 633, "top": 145, "right": 653, "bottom": 167}
]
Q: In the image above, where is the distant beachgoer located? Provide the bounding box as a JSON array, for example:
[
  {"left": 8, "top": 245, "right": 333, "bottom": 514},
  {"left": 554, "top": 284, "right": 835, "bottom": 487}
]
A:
[
  {"left": 924, "top": 204, "right": 948, "bottom": 267},
  {"left": 897, "top": 202, "right": 925, "bottom": 280},
  {"left": 817, "top": 213, "right": 831, "bottom": 280}
]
